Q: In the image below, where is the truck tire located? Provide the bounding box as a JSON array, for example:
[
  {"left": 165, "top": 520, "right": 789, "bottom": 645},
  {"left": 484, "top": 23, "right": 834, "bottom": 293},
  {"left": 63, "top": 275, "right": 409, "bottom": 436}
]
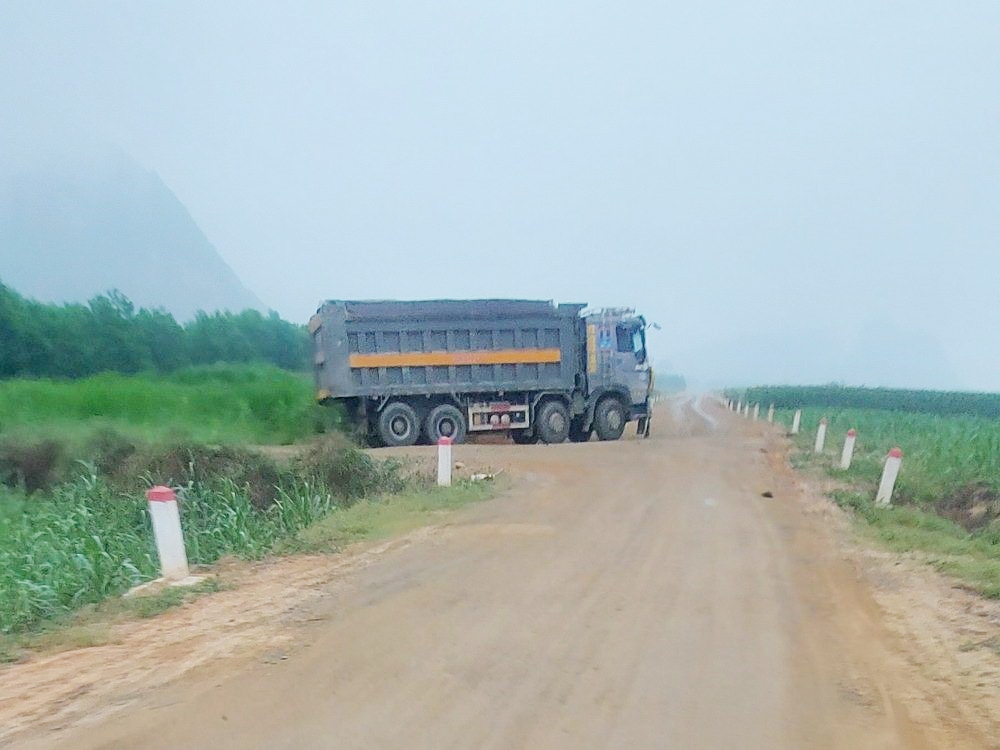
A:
[
  {"left": 536, "top": 401, "right": 570, "bottom": 444},
  {"left": 593, "top": 397, "right": 627, "bottom": 441},
  {"left": 425, "top": 404, "right": 467, "bottom": 444},
  {"left": 377, "top": 401, "right": 420, "bottom": 447},
  {"left": 568, "top": 417, "right": 592, "bottom": 443}
]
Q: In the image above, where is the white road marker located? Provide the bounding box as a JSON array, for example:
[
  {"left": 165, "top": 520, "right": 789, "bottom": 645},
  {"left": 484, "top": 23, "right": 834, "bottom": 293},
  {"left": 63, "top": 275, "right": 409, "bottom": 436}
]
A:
[
  {"left": 876, "top": 448, "right": 903, "bottom": 506},
  {"left": 840, "top": 429, "right": 857, "bottom": 470},
  {"left": 146, "top": 486, "right": 190, "bottom": 582},
  {"left": 814, "top": 418, "right": 827, "bottom": 453},
  {"left": 437, "top": 437, "right": 453, "bottom": 486}
]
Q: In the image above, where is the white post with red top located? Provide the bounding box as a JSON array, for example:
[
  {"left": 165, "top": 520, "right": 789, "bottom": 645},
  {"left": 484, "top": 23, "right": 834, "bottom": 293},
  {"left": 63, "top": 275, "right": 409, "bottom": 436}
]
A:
[
  {"left": 146, "top": 485, "right": 190, "bottom": 581},
  {"left": 876, "top": 448, "right": 903, "bottom": 506},
  {"left": 437, "top": 437, "right": 453, "bottom": 487},
  {"left": 814, "top": 418, "right": 827, "bottom": 453},
  {"left": 840, "top": 429, "right": 857, "bottom": 470}
]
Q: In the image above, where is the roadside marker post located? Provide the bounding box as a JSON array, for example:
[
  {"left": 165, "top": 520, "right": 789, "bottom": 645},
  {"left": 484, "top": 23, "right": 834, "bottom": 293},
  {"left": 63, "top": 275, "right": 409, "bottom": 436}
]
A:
[
  {"left": 814, "top": 418, "right": 827, "bottom": 453},
  {"left": 737, "top": 400, "right": 742, "bottom": 414},
  {"left": 146, "top": 486, "right": 190, "bottom": 581},
  {"left": 767, "top": 404, "right": 774, "bottom": 423},
  {"left": 437, "top": 437, "right": 453, "bottom": 487},
  {"left": 791, "top": 409, "right": 802, "bottom": 435},
  {"left": 752, "top": 404, "right": 759, "bottom": 421},
  {"left": 840, "top": 429, "right": 857, "bottom": 470},
  {"left": 744, "top": 402, "right": 750, "bottom": 418},
  {"left": 876, "top": 448, "right": 903, "bottom": 506}
]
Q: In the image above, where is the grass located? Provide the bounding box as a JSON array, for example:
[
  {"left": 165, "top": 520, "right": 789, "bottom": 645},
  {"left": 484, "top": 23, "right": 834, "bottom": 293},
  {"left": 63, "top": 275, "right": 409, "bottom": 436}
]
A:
[
  {"left": 738, "top": 385, "right": 1000, "bottom": 419},
  {"left": 0, "top": 364, "right": 338, "bottom": 446},
  {"left": 0, "top": 445, "right": 498, "bottom": 656},
  {"left": 776, "top": 407, "right": 1000, "bottom": 504},
  {"left": 829, "top": 489, "right": 1000, "bottom": 597},
  {"left": 0, "top": 437, "right": 400, "bottom": 635},
  {"left": 289, "top": 479, "right": 500, "bottom": 553},
  {"left": 774, "top": 406, "right": 1000, "bottom": 597}
]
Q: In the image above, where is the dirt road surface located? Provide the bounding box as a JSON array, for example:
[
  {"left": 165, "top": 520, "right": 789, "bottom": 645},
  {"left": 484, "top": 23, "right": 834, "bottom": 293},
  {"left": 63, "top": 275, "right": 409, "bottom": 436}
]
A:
[{"left": 4, "top": 396, "right": 1000, "bottom": 748}]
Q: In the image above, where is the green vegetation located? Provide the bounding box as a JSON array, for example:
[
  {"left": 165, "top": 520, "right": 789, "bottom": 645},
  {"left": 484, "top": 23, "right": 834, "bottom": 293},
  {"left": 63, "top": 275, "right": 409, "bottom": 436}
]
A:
[
  {"left": 0, "top": 436, "right": 414, "bottom": 635},
  {"left": 777, "top": 407, "right": 1000, "bottom": 504},
  {"left": 828, "top": 489, "right": 1000, "bottom": 597},
  {"left": 736, "top": 384, "right": 1000, "bottom": 419},
  {"left": 0, "top": 282, "right": 310, "bottom": 379},
  {"left": 773, "top": 405, "right": 1000, "bottom": 597},
  {"left": 0, "top": 477, "right": 495, "bottom": 661},
  {"left": 0, "top": 364, "right": 333, "bottom": 453},
  {"left": 290, "top": 480, "right": 497, "bottom": 554}
]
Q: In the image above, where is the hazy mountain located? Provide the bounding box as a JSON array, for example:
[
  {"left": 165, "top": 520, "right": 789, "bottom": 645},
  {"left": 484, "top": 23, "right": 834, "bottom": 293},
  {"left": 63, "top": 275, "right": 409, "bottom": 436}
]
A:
[{"left": 0, "top": 144, "right": 265, "bottom": 320}]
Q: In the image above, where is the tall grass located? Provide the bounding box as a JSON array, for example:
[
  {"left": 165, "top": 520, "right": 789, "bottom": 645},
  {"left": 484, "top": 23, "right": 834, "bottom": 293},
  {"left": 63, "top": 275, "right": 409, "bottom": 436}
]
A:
[
  {"left": 0, "top": 364, "right": 337, "bottom": 445},
  {"left": 776, "top": 407, "right": 1000, "bottom": 503},
  {"left": 773, "top": 406, "right": 1000, "bottom": 597},
  {"left": 0, "top": 445, "right": 405, "bottom": 634}
]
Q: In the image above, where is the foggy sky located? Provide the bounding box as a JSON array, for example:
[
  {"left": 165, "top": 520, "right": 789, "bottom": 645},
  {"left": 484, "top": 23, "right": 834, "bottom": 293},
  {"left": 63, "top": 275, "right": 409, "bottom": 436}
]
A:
[{"left": 2, "top": 2, "right": 998, "bottom": 390}]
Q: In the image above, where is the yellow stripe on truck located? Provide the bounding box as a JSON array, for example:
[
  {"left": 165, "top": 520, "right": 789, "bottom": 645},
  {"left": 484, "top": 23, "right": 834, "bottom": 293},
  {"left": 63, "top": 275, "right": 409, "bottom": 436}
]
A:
[{"left": 349, "top": 348, "right": 562, "bottom": 368}]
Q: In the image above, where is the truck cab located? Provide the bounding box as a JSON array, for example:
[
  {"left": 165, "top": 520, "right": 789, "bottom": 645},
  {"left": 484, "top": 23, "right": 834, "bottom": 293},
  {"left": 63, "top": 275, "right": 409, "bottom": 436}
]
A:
[{"left": 582, "top": 309, "right": 653, "bottom": 436}]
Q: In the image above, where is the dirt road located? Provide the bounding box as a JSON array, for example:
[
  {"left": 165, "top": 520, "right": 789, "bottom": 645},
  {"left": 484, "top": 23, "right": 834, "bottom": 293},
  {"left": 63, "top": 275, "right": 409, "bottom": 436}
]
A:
[{"left": 6, "top": 396, "right": 999, "bottom": 748}]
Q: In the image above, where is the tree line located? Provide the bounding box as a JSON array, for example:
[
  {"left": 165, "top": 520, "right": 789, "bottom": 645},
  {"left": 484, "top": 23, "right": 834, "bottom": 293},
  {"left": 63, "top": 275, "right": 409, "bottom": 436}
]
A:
[{"left": 0, "top": 281, "right": 310, "bottom": 378}]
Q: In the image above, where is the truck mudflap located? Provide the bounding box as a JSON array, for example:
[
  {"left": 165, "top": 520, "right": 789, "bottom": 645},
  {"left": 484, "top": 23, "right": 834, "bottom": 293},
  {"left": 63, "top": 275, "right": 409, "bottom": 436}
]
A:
[
  {"left": 632, "top": 398, "right": 652, "bottom": 438},
  {"left": 637, "top": 415, "right": 651, "bottom": 438}
]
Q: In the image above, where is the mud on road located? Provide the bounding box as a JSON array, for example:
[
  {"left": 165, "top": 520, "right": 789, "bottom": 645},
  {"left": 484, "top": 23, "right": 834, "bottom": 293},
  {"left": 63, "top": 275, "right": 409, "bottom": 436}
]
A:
[{"left": 3, "top": 395, "right": 999, "bottom": 749}]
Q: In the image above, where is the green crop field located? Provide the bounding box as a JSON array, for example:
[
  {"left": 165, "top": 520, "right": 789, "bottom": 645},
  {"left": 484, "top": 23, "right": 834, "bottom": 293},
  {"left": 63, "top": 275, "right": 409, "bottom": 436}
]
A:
[
  {"left": 740, "top": 384, "right": 1000, "bottom": 419},
  {"left": 758, "top": 401, "right": 1000, "bottom": 597},
  {"left": 775, "top": 407, "right": 1000, "bottom": 504},
  {"left": 0, "top": 363, "right": 334, "bottom": 447}
]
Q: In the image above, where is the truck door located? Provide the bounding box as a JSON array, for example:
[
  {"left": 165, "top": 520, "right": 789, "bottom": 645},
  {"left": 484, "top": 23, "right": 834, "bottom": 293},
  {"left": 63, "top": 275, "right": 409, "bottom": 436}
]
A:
[{"left": 615, "top": 322, "right": 650, "bottom": 409}]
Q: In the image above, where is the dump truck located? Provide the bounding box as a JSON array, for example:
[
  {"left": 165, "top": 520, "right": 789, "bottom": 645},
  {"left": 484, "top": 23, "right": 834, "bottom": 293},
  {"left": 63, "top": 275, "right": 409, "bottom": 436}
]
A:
[{"left": 309, "top": 299, "right": 653, "bottom": 446}]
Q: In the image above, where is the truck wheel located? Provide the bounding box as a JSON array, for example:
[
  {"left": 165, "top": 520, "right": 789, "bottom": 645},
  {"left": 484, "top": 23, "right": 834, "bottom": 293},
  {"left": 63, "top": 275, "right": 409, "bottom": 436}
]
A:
[
  {"left": 594, "top": 398, "right": 627, "bottom": 441},
  {"left": 568, "top": 418, "right": 592, "bottom": 443},
  {"left": 536, "top": 401, "right": 570, "bottom": 444},
  {"left": 511, "top": 429, "right": 539, "bottom": 445},
  {"left": 425, "top": 404, "right": 467, "bottom": 444},
  {"left": 377, "top": 401, "right": 420, "bottom": 447}
]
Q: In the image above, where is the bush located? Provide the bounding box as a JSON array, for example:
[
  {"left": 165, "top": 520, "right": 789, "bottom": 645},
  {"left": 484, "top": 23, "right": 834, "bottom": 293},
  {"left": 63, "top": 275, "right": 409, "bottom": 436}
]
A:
[
  {"left": 106, "top": 442, "right": 286, "bottom": 510},
  {"left": 0, "top": 436, "right": 409, "bottom": 633},
  {"left": 294, "top": 434, "right": 406, "bottom": 502},
  {"left": 0, "top": 439, "right": 65, "bottom": 493}
]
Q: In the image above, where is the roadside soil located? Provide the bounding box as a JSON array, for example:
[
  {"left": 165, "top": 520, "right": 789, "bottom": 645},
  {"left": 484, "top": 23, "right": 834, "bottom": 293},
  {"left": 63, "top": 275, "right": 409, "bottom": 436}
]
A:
[{"left": 2, "top": 395, "right": 999, "bottom": 748}]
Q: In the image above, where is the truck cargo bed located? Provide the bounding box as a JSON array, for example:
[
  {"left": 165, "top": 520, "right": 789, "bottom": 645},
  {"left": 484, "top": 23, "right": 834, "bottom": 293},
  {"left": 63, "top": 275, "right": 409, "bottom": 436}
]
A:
[{"left": 311, "top": 300, "right": 586, "bottom": 400}]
